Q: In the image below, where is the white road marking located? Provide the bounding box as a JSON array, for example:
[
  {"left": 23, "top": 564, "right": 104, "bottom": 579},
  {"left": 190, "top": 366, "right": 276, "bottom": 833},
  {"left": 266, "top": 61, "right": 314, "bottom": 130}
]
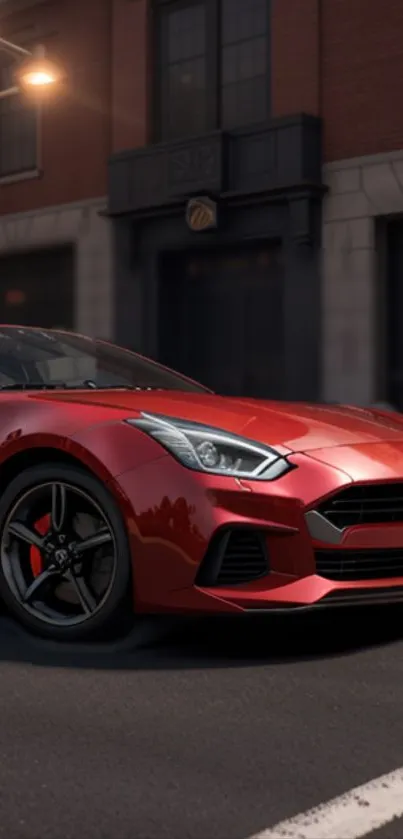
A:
[{"left": 249, "top": 767, "right": 403, "bottom": 838}]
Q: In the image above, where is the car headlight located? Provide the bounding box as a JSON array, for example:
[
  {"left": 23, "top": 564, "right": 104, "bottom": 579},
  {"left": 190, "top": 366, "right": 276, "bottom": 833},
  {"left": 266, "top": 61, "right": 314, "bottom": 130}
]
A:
[{"left": 126, "top": 413, "right": 292, "bottom": 480}]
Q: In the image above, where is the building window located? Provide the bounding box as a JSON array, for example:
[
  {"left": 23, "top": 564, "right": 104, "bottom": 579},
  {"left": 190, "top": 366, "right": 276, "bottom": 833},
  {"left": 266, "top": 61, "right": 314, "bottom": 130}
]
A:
[
  {"left": 159, "top": 4, "right": 207, "bottom": 140},
  {"left": 0, "top": 57, "right": 38, "bottom": 179},
  {"left": 221, "top": 0, "right": 268, "bottom": 128},
  {"left": 155, "top": 0, "right": 270, "bottom": 141}
]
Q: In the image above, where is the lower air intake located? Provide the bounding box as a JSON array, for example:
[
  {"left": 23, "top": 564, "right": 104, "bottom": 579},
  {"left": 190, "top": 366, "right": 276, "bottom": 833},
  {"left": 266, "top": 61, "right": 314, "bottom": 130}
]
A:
[
  {"left": 196, "top": 529, "right": 269, "bottom": 587},
  {"left": 316, "top": 548, "right": 403, "bottom": 581}
]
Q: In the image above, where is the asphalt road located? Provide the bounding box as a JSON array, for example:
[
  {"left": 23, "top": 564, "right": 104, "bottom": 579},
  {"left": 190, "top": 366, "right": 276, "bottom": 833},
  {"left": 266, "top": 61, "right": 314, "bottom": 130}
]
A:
[{"left": 1, "top": 609, "right": 403, "bottom": 839}]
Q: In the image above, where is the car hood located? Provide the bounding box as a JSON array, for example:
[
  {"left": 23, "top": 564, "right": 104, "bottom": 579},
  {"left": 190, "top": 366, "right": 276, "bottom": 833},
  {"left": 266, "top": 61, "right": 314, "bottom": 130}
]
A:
[{"left": 34, "top": 390, "right": 403, "bottom": 453}]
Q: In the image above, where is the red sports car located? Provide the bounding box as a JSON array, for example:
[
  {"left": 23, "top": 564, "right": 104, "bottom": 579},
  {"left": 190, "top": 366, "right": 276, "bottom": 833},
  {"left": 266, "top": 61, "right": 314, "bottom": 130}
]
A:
[{"left": 0, "top": 325, "right": 402, "bottom": 642}]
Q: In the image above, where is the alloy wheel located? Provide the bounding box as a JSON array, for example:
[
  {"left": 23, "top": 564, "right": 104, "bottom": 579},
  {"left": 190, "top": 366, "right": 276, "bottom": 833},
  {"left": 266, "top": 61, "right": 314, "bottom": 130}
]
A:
[{"left": 0, "top": 481, "right": 118, "bottom": 627}]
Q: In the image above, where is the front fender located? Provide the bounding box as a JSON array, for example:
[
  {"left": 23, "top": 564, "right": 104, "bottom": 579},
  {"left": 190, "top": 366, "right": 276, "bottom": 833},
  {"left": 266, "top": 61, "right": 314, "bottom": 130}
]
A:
[{"left": 70, "top": 420, "right": 167, "bottom": 478}]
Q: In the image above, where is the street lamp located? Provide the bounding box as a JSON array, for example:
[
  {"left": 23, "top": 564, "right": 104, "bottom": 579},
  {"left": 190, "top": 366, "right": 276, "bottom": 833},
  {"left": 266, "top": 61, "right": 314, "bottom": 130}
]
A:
[{"left": 0, "top": 37, "right": 64, "bottom": 100}]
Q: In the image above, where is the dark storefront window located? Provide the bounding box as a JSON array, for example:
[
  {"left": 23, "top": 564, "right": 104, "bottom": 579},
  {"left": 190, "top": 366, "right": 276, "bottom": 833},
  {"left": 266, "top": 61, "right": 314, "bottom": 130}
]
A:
[
  {"left": 386, "top": 220, "right": 403, "bottom": 410},
  {"left": 0, "top": 57, "right": 38, "bottom": 178},
  {"left": 0, "top": 246, "right": 74, "bottom": 329},
  {"left": 155, "top": 0, "right": 270, "bottom": 140}
]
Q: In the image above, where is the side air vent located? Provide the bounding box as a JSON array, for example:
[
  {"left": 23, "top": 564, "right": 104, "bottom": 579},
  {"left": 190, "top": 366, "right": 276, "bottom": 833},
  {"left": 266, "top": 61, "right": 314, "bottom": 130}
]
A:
[
  {"left": 317, "top": 483, "right": 403, "bottom": 528},
  {"left": 195, "top": 529, "right": 269, "bottom": 587}
]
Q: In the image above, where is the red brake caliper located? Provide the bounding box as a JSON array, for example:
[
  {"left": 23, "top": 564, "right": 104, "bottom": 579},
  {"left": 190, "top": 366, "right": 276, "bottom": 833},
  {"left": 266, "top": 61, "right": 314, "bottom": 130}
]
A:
[{"left": 30, "top": 514, "right": 51, "bottom": 577}]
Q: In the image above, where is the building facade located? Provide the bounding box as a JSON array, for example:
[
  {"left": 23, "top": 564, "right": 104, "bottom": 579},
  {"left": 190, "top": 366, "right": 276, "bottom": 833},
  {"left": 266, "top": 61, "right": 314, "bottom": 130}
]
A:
[
  {"left": 109, "top": 0, "right": 323, "bottom": 400},
  {"left": 321, "top": 0, "right": 403, "bottom": 410},
  {"left": 0, "top": 0, "right": 114, "bottom": 337},
  {"left": 2, "top": 0, "right": 403, "bottom": 404}
]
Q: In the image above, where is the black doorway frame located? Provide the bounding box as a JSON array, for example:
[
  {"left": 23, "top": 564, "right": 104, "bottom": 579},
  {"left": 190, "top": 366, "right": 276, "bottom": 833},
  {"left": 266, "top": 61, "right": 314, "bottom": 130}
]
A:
[{"left": 113, "top": 195, "right": 322, "bottom": 401}]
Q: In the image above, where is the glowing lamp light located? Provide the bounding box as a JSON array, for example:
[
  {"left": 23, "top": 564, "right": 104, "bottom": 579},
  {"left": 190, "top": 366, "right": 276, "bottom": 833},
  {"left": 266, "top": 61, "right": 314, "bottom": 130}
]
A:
[
  {"left": 14, "top": 51, "right": 65, "bottom": 98},
  {"left": 22, "top": 71, "right": 56, "bottom": 87}
]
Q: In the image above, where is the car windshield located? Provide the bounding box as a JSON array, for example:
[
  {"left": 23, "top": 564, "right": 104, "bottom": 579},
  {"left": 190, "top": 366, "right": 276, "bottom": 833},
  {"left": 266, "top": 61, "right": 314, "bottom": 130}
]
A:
[{"left": 0, "top": 327, "right": 210, "bottom": 393}]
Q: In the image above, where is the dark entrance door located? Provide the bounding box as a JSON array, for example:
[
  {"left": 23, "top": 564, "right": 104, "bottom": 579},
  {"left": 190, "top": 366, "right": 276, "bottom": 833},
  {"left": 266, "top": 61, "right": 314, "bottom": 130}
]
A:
[
  {"left": 158, "top": 242, "right": 284, "bottom": 398},
  {"left": 0, "top": 246, "right": 75, "bottom": 329}
]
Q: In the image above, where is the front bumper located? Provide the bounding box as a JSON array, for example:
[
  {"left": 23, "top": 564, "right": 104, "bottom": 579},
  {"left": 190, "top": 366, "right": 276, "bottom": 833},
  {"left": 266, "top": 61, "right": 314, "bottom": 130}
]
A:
[
  {"left": 196, "top": 577, "right": 403, "bottom": 614},
  {"left": 116, "top": 451, "right": 403, "bottom": 615}
]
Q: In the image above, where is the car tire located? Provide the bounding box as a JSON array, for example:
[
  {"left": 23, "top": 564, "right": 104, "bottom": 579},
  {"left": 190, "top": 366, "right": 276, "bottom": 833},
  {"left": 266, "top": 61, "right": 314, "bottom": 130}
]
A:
[{"left": 0, "top": 463, "right": 134, "bottom": 642}]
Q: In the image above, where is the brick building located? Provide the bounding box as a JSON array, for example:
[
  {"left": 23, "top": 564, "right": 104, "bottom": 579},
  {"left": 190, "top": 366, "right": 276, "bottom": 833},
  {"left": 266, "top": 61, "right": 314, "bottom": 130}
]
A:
[
  {"left": 0, "top": 0, "right": 115, "bottom": 337},
  {"left": 1, "top": 0, "right": 403, "bottom": 405}
]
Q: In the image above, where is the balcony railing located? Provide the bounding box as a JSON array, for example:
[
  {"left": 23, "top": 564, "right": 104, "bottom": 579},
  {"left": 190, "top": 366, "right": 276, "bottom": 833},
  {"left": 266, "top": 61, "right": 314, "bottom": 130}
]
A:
[{"left": 108, "top": 113, "right": 323, "bottom": 216}]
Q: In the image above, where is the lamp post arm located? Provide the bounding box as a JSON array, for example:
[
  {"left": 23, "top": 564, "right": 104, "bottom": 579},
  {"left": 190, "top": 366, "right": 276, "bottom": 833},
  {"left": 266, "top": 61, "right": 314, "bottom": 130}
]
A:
[
  {"left": 0, "top": 37, "right": 31, "bottom": 57},
  {"left": 0, "top": 39, "right": 38, "bottom": 98},
  {"left": 0, "top": 86, "right": 19, "bottom": 99}
]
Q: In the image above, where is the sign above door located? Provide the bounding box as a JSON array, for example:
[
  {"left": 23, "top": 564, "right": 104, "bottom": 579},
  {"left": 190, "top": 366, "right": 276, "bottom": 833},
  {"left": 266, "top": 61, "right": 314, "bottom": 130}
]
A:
[{"left": 186, "top": 197, "right": 217, "bottom": 232}]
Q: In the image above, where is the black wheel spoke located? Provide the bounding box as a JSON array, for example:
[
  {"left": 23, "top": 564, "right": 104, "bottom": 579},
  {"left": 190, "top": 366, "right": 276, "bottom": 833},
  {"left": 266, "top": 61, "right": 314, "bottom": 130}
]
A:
[
  {"left": 8, "top": 522, "right": 44, "bottom": 549},
  {"left": 51, "top": 483, "right": 67, "bottom": 533},
  {"left": 75, "top": 528, "right": 113, "bottom": 556},
  {"left": 23, "top": 570, "right": 57, "bottom": 604},
  {"left": 67, "top": 571, "right": 97, "bottom": 615}
]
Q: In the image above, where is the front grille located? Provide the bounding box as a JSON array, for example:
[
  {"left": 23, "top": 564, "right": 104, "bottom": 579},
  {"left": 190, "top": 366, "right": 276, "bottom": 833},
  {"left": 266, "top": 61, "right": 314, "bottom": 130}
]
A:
[
  {"left": 316, "top": 548, "right": 403, "bottom": 580},
  {"left": 317, "top": 483, "right": 403, "bottom": 528},
  {"left": 196, "top": 529, "right": 269, "bottom": 587}
]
